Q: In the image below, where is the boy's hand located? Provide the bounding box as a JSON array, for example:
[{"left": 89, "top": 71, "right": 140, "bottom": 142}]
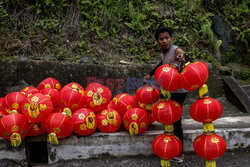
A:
[
  {"left": 144, "top": 74, "right": 151, "bottom": 80},
  {"left": 175, "top": 53, "right": 186, "bottom": 63}
]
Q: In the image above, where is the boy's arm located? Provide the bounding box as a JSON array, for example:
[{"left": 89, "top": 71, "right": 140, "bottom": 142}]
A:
[{"left": 149, "top": 61, "right": 163, "bottom": 77}]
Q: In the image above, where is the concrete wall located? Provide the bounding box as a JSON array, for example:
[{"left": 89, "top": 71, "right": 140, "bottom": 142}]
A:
[{"left": 0, "top": 60, "right": 224, "bottom": 101}]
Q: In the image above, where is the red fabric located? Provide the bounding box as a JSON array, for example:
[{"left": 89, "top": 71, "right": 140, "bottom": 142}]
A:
[
  {"left": 180, "top": 61, "right": 209, "bottom": 91},
  {"left": 152, "top": 134, "right": 182, "bottom": 160},
  {"left": 20, "top": 86, "right": 39, "bottom": 97},
  {"left": 37, "top": 78, "right": 62, "bottom": 92},
  {"left": 97, "top": 107, "right": 121, "bottom": 133},
  {"left": 60, "top": 89, "right": 85, "bottom": 113},
  {"left": 189, "top": 97, "right": 223, "bottom": 123},
  {"left": 27, "top": 122, "right": 46, "bottom": 136},
  {"left": 193, "top": 134, "right": 226, "bottom": 160},
  {"left": 137, "top": 102, "right": 155, "bottom": 124},
  {"left": 61, "top": 82, "right": 84, "bottom": 95},
  {"left": 71, "top": 108, "right": 97, "bottom": 136},
  {"left": 22, "top": 93, "right": 53, "bottom": 123},
  {"left": 40, "top": 88, "right": 60, "bottom": 109},
  {"left": 44, "top": 113, "right": 73, "bottom": 138},
  {"left": 84, "top": 83, "right": 112, "bottom": 112},
  {"left": 112, "top": 93, "right": 137, "bottom": 117},
  {"left": 0, "top": 113, "right": 29, "bottom": 140},
  {"left": 154, "top": 64, "right": 181, "bottom": 91},
  {"left": 123, "top": 108, "right": 149, "bottom": 134},
  {"left": 152, "top": 100, "right": 182, "bottom": 125},
  {"left": 0, "top": 98, "right": 4, "bottom": 113},
  {"left": 136, "top": 85, "right": 160, "bottom": 104},
  {"left": 2, "top": 92, "right": 26, "bottom": 114}
]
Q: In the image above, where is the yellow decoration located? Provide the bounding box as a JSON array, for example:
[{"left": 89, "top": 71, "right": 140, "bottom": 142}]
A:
[
  {"left": 206, "top": 160, "right": 216, "bottom": 167},
  {"left": 164, "top": 136, "right": 172, "bottom": 143},
  {"left": 12, "top": 103, "right": 19, "bottom": 110},
  {"left": 93, "top": 93, "right": 102, "bottom": 106},
  {"left": 62, "top": 108, "right": 72, "bottom": 119},
  {"left": 33, "top": 124, "right": 40, "bottom": 131},
  {"left": 162, "top": 67, "right": 170, "bottom": 72},
  {"left": 165, "top": 124, "right": 174, "bottom": 133},
  {"left": 102, "top": 98, "right": 107, "bottom": 104},
  {"left": 71, "top": 103, "right": 78, "bottom": 109},
  {"left": 160, "top": 89, "right": 171, "bottom": 99},
  {"left": 172, "top": 101, "right": 179, "bottom": 106},
  {"left": 11, "top": 126, "right": 19, "bottom": 132},
  {"left": 56, "top": 84, "right": 61, "bottom": 90},
  {"left": 140, "top": 122, "right": 146, "bottom": 128},
  {"left": 204, "top": 99, "right": 212, "bottom": 104},
  {"left": 126, "top": 105, "right": 132, "bottom": 110},
  {"left": 129, "top": 122, "right": 138, "bottom": 135},
  {"left": 31, "top": 96, "right": 39, "bottom": 102},
  {"left": 78, "top": 113, "right": 86, "bottom": 120},
  {"left": 39, "top": 104, "right": 47, "bottom": 111},
  {"left": 79, "top": 90, "right": 84, "bottom": 96},
  {"left": 23, "top": 87, "right": 29, "bottom": 91},
  {"left": 211, "top": 137, "right": 219, "bottom": 144},
  {"left": 97, "top": 88, "right": 103, "bottom": 93},
  {"left": 157, "top": 103, "right": 165, "bottom": 109},
  {"left": 131, "top": 114, "right": 138, "bottom": 120},
  {"left": 10, "top": 133, "right": 22, "bottom": 147},
  {"left": 199, "top": 84, "right": 209, "bottom": 98},
  {"left": 45, "top": 84, "right": 51, "bottom": 88},
  {"left": 107, "top": 112, "right": 116, "bottom": 125},
  {"left": 28, "top": 102, "right": 40, "bottom": 118},
  {"left": 203, "top": 123, "right": 215, "bottom": 134},
  {"left": 49, "top": 133, "right": 59, "bottom": 145},
  {"left": 146, "top": 87, "right": 153, "bottom": 91},
  {"left": 45, "top": 94, "right": 51, "bottom": 99},
  {"left": 53, "top": 127, "right": 61, "bottom": 134},
  {"left": 145, "top": 104, "right": 153, "bottom": 111},
  {"left": 161, "top": 159, "right": 170, "bottom": 167},
  {"left": 139, "top": 103, "right": 145, "bottom": 108},
  {"left": 102, "top": 119, "right": 108, "bottom": 126},
  {"left": 80, "top": 123, "right": 87, "bottom": 131},
  {"left": 86, "top": 116, "right": 96, "bottom": 129},
  {"left": 87, "top": 91, "right": 93, "bottom": 97},
  {"left": 10, "top": 110, "right": 18, "bottom": 114}
]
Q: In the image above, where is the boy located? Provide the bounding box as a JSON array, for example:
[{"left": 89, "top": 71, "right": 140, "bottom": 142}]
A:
[{"left": 144, "top": 26, "right": 192, "bottom": 162}]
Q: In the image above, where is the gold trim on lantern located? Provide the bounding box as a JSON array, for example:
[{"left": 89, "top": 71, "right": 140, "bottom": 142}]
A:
[
  {"left": 203, "top": 123, "right": 215, "bottom": 134},
  {"left": 56, "top": 84, "right": 61, "bottom": 90},
  {"left": 131, "top": 114, "right": 138, "bottom": 120},
  {"left": 11, "top": 126, "right": 19, "bottom": 132},
  {"left": 40, "top": 104, "right": 47, "bottom": 111},
  {"left": 49, "top": 133, "right": 59, "bottom": 145},
  {"left": 206, "top": 160, "right": 216, "bottom": 167},
  {"left": 199, "top": 84, "right": 209, "bottom": 98},
  {"left": 87, "top": 91, "right": 93, "bottom": 97},
  {"left": 10, "top": 133, "right": 22, "bottom": 147},
  {"left": 161, "top": 159, "right": 170, "bottom": 167},
  {"left": 45, "top": 84, "right": 51, "bottom": 88},
  {"left": 12, "top": 103, "right": 19, "bottom": 110},
  {"left": 129, "top": 122, "right": 138, "bottom": 135},
  {"left": 86, "top": 116, "right": 95, "bottom": 129},
  {"left": 93, "top": 93, "right": 103, "bottom": 106},
  {"left": 80, "top": 123, "right": 87, "bottom": 131},
  {"left": 165, "top": 124, "right": 174, "bottom": 133},
  {"left": 28, "top": 102, "right": 40, "bottom": 118},
  {"left": 160, "top": 89, "right": 171, "bottom": 99},
  {"left": 107, "top": 112, "right": 117, "bottom": 125},
  {"left": 62, "top": 108, "right": 72, "bottom": 119}
]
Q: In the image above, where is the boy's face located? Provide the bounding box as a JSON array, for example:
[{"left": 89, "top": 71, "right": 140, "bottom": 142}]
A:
[{"left": 156, "top": 32, "right": 172, "bottom": 50}]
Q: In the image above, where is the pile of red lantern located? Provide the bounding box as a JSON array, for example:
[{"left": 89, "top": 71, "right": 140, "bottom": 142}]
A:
[{"left": 0, "top": 61, "right": 226, "bottom": 167}]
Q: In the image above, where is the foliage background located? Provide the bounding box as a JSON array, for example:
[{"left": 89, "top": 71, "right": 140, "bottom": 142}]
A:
[{"left": 0, "top": 0, "right": 249, "bottom": 79}]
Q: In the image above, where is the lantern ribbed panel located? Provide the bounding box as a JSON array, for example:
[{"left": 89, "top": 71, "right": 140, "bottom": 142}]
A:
[
  {"left": 84, "top": 83, "right": 112, "bottom": 112},
  {"left": 97, "top": 107, "right": 121, "bottom": 133},
  {"left": 112, "top": 93, "right": 137, "bottom": 117},
  {"left": 152, "top": 101, "right": 182, "bottom": 125},
  {"left": 193, "top": 134, "right": 227, "bottom": 160},
  {"left": 22, "top": 93, "right": 53, "bottom": 123},
  {"left": 180, "top": 61, "right": 209, "bottom": 91},
  {"left": 44, "top": 113, "right": 73, "bottom": 138},
  {"left": 2, "top": 92, "right": 26, "bottom": 114},
  {"left": 71, "top": 108, "right": 97, "bottom": 136},
  {"left": 0, "top": 113, "right": 29, "bottom": 140},
  {"left": 189, "top": 97, "right": 223, "bottom": 123},
  {"left": 60, "top": 89, "right": 85, "bottom": 113},
  {"left": 61, "top": 83, "right": 84, "bottom": 95},
  {"left": 123, "top": 108, "right": 149, "bottom": 135},
  {"left": 40, "top": 88, "right": 60, "bottom": 109},
  {"left": 37, "top": 78, "right": 62, "bottom": 92},
  {"left": 27, "top": 122, "right": 46, "bottom": 136},
  {"left": 20, "top": 86, "right": 39, "bottom": 97},
  {"left": 154, "top": 64, "right": 181, "bottom": 91},
  {"left": 136, "top": 85, "right": 161, "bottom": 104},
  {"left": 152, "top": 134, "right": 182, "bottom": 160}
]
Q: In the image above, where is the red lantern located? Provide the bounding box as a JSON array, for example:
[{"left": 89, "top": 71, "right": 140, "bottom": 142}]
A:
[
  {"left": 152, "top": 100, "right": 182, "bottom": 125},
  {"left": 0, "top": 113, "right": 29, "bottom": 147},
  {"left": 154, "top": 64, "right": 181, "bottom": 91},
  {"left": 152, "top": 134, "right": 182, "bottom": 166},
  {"left": 123, "top": 108, "right": 149, "bottom": 135},
  {"left": 180, "top": 61, "right": 209, "bottom": 91},
  {"left": 2, "top": 92, "right": 26, "bottom": 114},
  {"left": 193, "top": 134, "right": 226, "bottom": 164},
  {"left": 60, "top": 89, "right": 85, "bottom": 114},
  {"left": 44, "top": 113, "right": 73, "bottom": 145},
  {"left": 37, "top": 77, "right": 62, "bottom": 92},
  {"left": 189, "top": 97, "right": 223, "bottom": 123},
  {"left": 27, "top": 122, "right": 46, "bottom": 137},
  {"left": 138, "top": 101, "right": 155, "bottom": 124},
  {"left": 84, "top": 83, "right": 112, "bottom": 112},
  {"left": 61, "top": 82, "right": 84, "bottom": 96},
  {"left": 40, "top": 88, "right": 60, "bottom": 109},
  {"left": 112, "top": 93, "right": 137, "bottom": 117},
  {"left": 22, "top": 93, "right": 53, "bottom": 123},
  {"left": 136, "top": 85, "right": 160, "bottom": 104},
  {"left": 96, "top": 107, "right": 121, "bottom": 133},
  {"left": 0, "top": 98, "right": 5, "bottom": 117},
  {"left": 71, "top": 108, "right": 97, "bottom": 136},
  {"left": 20, "top": 86, "right": 39, "bottom": 97}
]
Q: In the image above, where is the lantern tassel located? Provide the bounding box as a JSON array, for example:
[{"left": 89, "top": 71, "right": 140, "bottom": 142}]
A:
[
  {"left": 49, "top": 133, "right": 59, "bottom": 145},
  {"left": 165, "top": 124, "right": 174, "bottom": 133},
  {"left": 203, "top": 123, "right": 214, "bottom": 134},
  {"left": 199, "top": 84, "right": 209, "bottom": 98},
  {"left": 62, "top": 108, "right": 72, "bottom": 119},
  {"left": 206, "top": 160, "right": 216, "bottom": 167},
  {"left": 86, "top": 116, "right": 96, "bottom": 129},
  {"left": 161, "top": 159, "right": 170, "bottom": 167},
  {"left": 145, "top": 104, "right": 153, "bottom": 111},
  {"left": 129, "top": 122, "right": 138, "bottom": 135},
  {"left": 160, "top": 89, "right": 171, "bottom": 100},
  {"left": 10, "top": 133, "right": 22, "bottom": 147}
]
